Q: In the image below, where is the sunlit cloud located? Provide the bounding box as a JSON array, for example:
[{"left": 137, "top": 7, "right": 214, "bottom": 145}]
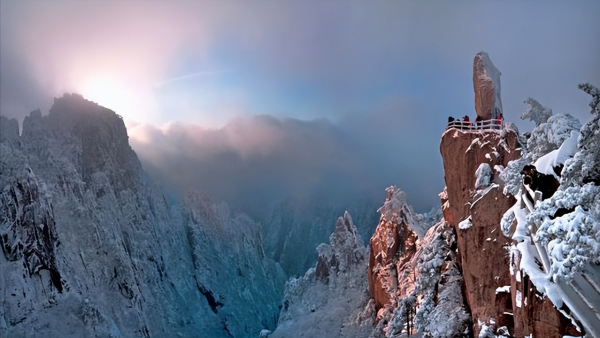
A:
[{"left": 1, "top": 0, "right": 599, "bottom": 212}]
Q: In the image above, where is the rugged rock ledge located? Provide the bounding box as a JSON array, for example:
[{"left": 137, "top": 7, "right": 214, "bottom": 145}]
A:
[{"left": 440, "top": 126, "right": 579, "bottom": 337}]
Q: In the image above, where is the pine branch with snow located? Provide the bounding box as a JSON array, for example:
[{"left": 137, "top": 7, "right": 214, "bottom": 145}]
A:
[
  {"left": 499, "top": 157, "right": 528, "bottom": 196},
  {"left": 578, "top": 83, "right": 600, "bottom": 115},
  {"left": 521, "top": 97, "right": 552, "bottom": 126},
  {"left": 561, "top": 113, "right": 600, "bottom": 186},
  {"left": 530, "top": 184, "right": 600, "bottom": 279},
  {"left": 526, "top": 113, "right": 581, "bottom": 162}
]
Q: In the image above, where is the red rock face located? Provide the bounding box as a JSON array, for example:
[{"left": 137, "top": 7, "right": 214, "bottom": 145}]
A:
[
  {"left": 473, "top": 52, "right": 500, "bottom": 120},
  {"left": 440, "top": 128, "right": 579, "bottom": 337},
  {"left": 368, "top": 210, "right": 419, "bottom": 312}
]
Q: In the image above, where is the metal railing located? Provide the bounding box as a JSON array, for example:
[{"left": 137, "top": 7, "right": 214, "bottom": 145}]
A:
[
  {"left": 446, "top": 118, "right": 504, "bottom": 131},
  {"left": 517, "top": 185, "right": 600, "bottom": 337}
]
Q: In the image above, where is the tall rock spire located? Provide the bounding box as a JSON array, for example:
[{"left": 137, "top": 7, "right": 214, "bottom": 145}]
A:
[{"left": 473, "top": 52, "right": 503, "bottom": 119}]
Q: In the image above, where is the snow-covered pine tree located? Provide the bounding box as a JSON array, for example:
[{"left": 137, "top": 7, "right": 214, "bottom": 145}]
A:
[
  {"left": 526, "top": 84, "right": 600, "bottom": 279},
  {"left": 561, "top": 83, "right": 600, "bottom": 186},
  {"left": 521, "top": 97, "right": 552, "bottom": 126}
]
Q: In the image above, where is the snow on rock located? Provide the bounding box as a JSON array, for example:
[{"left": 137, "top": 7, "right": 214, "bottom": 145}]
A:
[
  {"left": 535, "top": 149, "right": 560, "bottom": 177},
  {"left": 473, "top": 51, "right": 503, "bottom": 120},
  {"left": 507, "top": 238, "right": 582, "bottom": 337},
  {"left": 369, "top": 186, "right": 420, "bottom": 311},
  {"left": 440, "top": 124, "right": 530, "bottom": 337},
  {"left": 458, "top": 216, "right": 473, "bottom": 230},
  {"left": 377, "top": 186, "right": 415, "bottom": 230},
  {"left": 259, "top": 329, "right": 272, "bottom": 337},
  {"left": 555, "top": 130, "right": 580, "bottom": 167},
  {"left": 495, "top": 286, "right": 511, "bottom": 294},
  {"left": 475, "top": 163, "right": 493, "bottom": 190},
  {"left": 0, "top": 94, "right": 286, "bottom": 338},
  {"left": 478, "top": 323, "right": 510, "bottom": 338},
  {"left": 274, "top": 186, "right": 470, "bottom": 338},
  {"left": 315, "top": 211, "right": 367, "bottom": 284},
  {"left": 368, "top": 185, "right": 470, "bottom": 337},
  {"left": 376, "top": 220, "right": 471, "bottom": 338},
  {"left": 270, "top": 212, "right": 374, "bottom": 338}
]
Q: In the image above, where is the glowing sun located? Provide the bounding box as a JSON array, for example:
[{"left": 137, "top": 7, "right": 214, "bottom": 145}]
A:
[{"left": 79, "top": 76, "right": 138, "bottom": 120}]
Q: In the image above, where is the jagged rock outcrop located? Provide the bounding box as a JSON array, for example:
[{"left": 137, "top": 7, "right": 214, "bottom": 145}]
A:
[
  {"left": 271, "top": 212, "right": 373, "bottom": 338},
  {"left": 367, "top": 187, "right": 471, "bottom": 337},
  {"left": 262, "top": 197, "right": 378, "bottom": 277},
  {"left": 0, "top": 94, "right": 286, "bottom": 338},
  {"left": 315, "top": 211, "right": 367, "bottom": 284},
  {"left": 473, "top": 52, "right": 503, "bottom": 120},
  {"left": 440, "top": 126, "right": 579, "bottom": 337},
  {"left": 368, "top": 187, "right": 419, "bottom": 312}
]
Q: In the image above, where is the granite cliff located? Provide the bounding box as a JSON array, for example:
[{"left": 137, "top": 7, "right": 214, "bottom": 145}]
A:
[{"left": 0, "top": 94, "right": 286, "bottom": 337}]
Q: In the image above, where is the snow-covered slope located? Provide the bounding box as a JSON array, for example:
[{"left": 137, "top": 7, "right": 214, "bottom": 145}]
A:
[{"left": 0, "top": 94, "right": 286, "bottom": 337}]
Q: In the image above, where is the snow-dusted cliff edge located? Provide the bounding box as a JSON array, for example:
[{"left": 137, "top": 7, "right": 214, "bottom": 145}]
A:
[{"left": 0, "top": 94, "right": 286, "bottom": 338}]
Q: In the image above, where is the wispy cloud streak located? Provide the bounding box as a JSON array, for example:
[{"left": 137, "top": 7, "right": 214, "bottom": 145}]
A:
[{"left": 154, "top": 70, "right": 235, "bottom": 87}]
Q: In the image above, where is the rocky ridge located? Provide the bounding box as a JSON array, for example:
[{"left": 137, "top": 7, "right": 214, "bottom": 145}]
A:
[
  {"left": 0, "top": 94, "right": 286, "bottom": 338},
  {"left": 367, "top": 186, "right": 471, "bottom": 338}
]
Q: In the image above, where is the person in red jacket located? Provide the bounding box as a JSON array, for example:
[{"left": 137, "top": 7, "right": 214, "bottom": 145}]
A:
[{"left": 463, "top": 115, "right": 471, "bottom": 130}]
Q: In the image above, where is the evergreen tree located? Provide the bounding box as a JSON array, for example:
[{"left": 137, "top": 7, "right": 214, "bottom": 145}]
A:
[{"left": 521, "top": 97, "right": 552, "bottom": 126}]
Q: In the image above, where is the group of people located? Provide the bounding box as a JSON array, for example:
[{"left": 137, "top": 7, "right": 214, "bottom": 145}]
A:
[{"left": 447, "top": 113, "right": 504, "bottom": 130}]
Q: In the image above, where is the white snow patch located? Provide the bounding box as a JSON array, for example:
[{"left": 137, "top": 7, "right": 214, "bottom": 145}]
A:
[
  {"left": 515, "top": 290, "right": 522, "bottom": 308},
  {"left": 471, "top": 184, "right": 499, "bottom": 209},
  {"left": 495, "top": 286, "right": 511, "bottom": 294},
  {"left": 535, "top": 149, "right": 560, "bottom": 177},
  {"left": 459, "top": 216, "right": 473, "bottom": 230},
  {"left": 259, "top": 329, "right": 272, "bottom": 337},
  {"left": 555, "top": 130, "right": 579, "bottom": 165},
  {"left": 475, "top": 163, "right": 493, "bottom": 189},
  {"left": 511, "top": 197, "right": 530, "bottom": 242}
]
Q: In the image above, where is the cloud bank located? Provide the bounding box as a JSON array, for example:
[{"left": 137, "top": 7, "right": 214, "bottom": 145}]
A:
[{"left": 1, "top": 1, "right": 599, "bottom": 213}]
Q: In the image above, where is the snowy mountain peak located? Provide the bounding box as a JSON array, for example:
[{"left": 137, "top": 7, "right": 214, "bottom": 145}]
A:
[{"left": 315, "top": 211, "right": 367, "bottom": 284}]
